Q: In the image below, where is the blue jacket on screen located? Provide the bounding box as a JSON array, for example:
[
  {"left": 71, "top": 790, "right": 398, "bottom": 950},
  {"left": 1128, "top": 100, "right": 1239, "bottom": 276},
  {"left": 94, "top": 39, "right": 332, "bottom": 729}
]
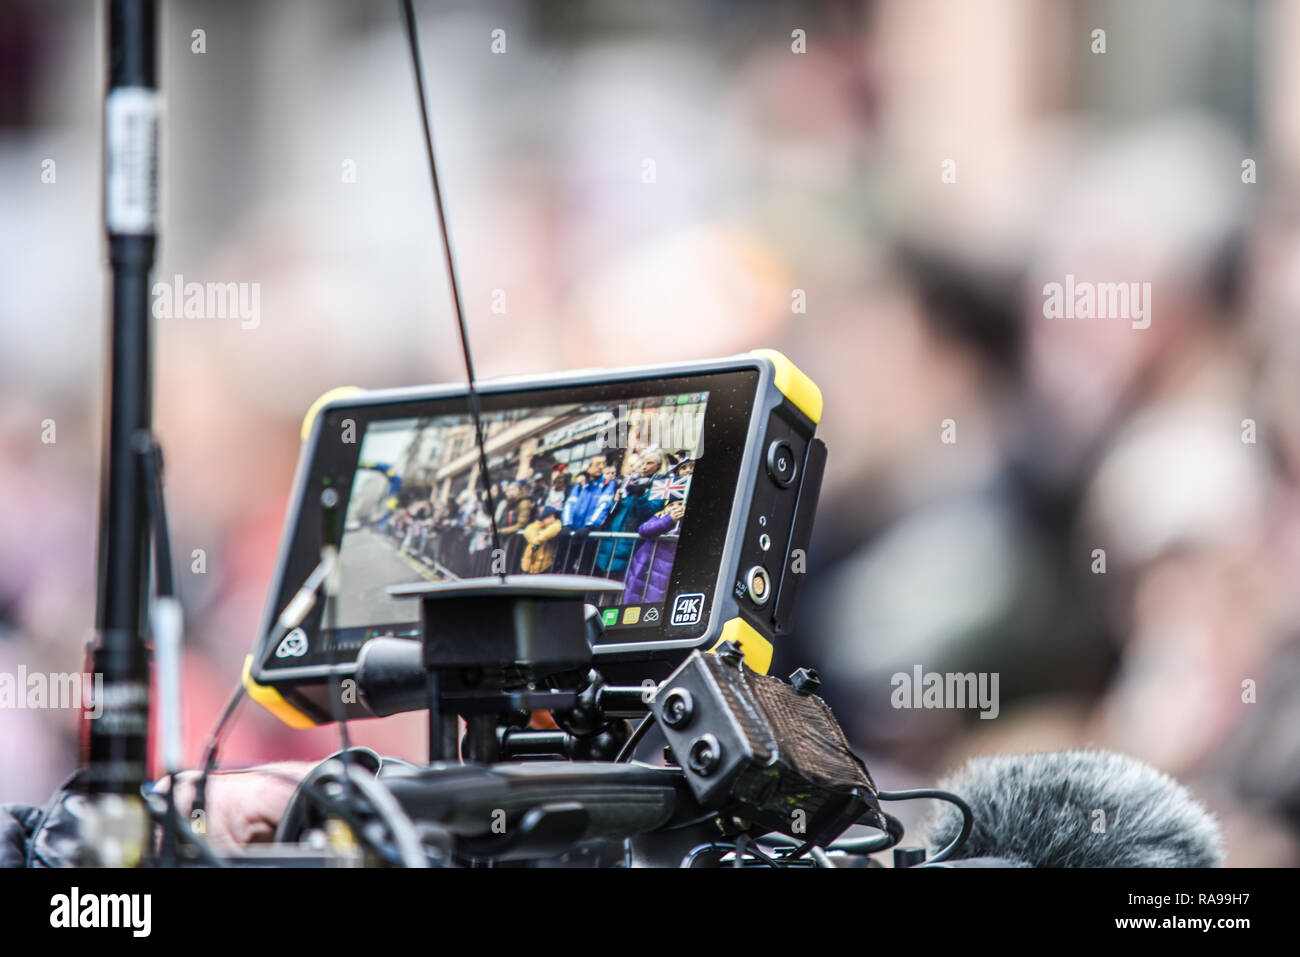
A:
[{"left": 563, "top": 477, "right": 616, "bottom": 528}]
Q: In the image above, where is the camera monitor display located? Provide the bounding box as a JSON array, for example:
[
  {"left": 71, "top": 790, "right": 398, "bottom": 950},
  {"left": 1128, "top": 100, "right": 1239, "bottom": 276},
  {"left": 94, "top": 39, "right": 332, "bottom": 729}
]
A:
[
  {"left": 336, "top": 393, "right": 708, "bottom": 638},
  {"left": 250, "top": 353, "right": 824, "bottom": 726}
]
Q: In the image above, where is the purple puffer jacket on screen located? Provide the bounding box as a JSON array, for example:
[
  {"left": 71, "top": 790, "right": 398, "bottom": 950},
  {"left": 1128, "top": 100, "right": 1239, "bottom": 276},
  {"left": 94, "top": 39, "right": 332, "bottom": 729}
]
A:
[{"left": 623, "top": 512, "right": 678, "bottom": 604}]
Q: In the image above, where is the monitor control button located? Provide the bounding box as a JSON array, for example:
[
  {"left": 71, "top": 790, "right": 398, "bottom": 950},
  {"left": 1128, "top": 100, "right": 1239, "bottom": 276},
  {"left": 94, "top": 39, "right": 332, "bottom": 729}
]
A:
[{"left": 766, "top": 440, "right": 797, "bottom": 487}]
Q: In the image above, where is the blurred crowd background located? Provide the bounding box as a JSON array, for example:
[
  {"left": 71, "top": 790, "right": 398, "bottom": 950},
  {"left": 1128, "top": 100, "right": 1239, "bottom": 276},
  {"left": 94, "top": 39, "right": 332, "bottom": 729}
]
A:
[{"left": 2, "top": 0, "right": 1300, "bottom": 865}]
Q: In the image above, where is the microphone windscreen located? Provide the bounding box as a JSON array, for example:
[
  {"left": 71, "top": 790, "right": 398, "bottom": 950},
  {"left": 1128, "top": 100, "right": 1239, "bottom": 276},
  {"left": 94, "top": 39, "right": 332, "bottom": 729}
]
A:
[{"left": 923, "top": 749, "right": 1225, "bottom": 867}]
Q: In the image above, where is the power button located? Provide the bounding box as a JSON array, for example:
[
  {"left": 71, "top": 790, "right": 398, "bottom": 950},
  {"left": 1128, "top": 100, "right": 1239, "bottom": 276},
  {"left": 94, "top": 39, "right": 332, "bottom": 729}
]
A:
[{"left": 766, "top": 440, "right": 798, "bottom": 487}]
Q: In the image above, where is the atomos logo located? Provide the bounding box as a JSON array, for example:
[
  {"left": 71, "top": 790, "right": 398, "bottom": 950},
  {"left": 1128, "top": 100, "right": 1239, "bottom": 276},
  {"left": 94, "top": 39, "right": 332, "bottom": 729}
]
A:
[
  {"left": 669, "top": 593, "right": 705, "bottom": 627},
  {"left": 275, "top": 628, "right": 309, "bottom": 658}
]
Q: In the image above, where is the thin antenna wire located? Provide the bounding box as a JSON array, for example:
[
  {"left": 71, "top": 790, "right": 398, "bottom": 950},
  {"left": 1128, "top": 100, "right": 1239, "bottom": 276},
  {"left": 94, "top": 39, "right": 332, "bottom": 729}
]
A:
[{"left": 399, "top": 0, "right": 504, "bottom": 581}]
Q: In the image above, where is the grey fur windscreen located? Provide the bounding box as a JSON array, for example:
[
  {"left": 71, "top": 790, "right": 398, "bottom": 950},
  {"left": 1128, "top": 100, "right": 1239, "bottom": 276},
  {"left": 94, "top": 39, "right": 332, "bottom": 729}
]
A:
[{"left": 923, "top": 749, "right": 1225, "bottom": 867}]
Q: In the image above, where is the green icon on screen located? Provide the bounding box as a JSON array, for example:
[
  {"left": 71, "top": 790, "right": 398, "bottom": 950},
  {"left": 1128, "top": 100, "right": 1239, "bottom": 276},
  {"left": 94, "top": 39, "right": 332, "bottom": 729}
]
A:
[{"left": 601, "top": 608, "right": 619, "bottom": 628}]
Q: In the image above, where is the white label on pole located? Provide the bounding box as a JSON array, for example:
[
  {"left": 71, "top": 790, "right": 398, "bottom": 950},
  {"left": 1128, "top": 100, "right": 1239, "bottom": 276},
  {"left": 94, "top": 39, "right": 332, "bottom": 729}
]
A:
[{"left": 105, "top": 87, "right": 159, "bottom": 234}]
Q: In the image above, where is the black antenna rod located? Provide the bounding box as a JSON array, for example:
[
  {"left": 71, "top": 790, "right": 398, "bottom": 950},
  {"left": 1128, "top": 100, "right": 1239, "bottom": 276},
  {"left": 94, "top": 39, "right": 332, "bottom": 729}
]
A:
[
  {"left": 399, "top": 0, "right": 505, "bottom": 581},
  {"left": 87, "top": 0, "right": 159, "bottom": 865}
]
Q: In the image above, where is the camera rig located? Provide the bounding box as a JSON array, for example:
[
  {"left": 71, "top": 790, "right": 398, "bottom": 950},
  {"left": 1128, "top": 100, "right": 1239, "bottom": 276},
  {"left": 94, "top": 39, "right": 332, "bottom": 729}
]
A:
[
  {"left": 223, "top": 516, "right": 970, "bottom": 868},
  {"left": 262, "top": 573, "right": 919, "bottom": 868},
  {"left": 73, "top": 0, "right": 973, "bottom": 869}
]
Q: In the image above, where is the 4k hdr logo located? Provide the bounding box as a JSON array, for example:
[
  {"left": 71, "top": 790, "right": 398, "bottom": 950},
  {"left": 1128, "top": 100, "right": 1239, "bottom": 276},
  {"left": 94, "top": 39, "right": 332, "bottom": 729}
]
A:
[{"left": 670, "top": 593, "right": 705, "bottom": 627}]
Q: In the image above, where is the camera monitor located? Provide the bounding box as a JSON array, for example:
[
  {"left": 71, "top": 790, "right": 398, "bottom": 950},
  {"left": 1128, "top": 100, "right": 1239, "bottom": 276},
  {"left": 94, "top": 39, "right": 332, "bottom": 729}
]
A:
[{"left": 245, "top": 350, "right": 825, "bottom": 726}]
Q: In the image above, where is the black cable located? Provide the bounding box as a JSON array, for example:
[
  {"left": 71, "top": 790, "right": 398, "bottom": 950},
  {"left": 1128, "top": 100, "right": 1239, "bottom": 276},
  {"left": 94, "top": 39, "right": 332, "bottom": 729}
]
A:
[
  {"left": 158, "top": 754, "right": 180, "bottom": 867},
  {"left": 739, "top": 838, "right": 782, "bottom": 868},
  {"left": 136, "top": 432, "right": 183, "bottom": 864},
  {"left": 192, "top": 493, "right": 347, "bottom": 844},
  {"left": 136, "top": 433, "right": 174, "bottom": 598},
  {"left": 337, "top": 762, "right": 427, "bottom": 868},
  {"left": 661, "top": 808, "right": 722, "bottom": 831},
  {"left": 160, "top": 762, "right": 402, "bottom": 868},
  {"left": 319, "top": 488, "right": 355, "bottom": 789},
  {"left": 834, "top": 811, "right": 906, "bottom": 855},
  {"left": 158, "top": 771, "right": 179, "bottom": 866},
  {"left": 264, "top": 762, "right": 422, "bottom": 867},
  {"left": 877, "top": 788, "right": 973, "bottom": 863},
  {"left": 145, "top": 796, "right": 226, "bottom": 868},
  {"left": 614, "top": 714, "right": 653, "bottom": 762},
  {"left": 265, "top": 768, "right": 379, "bottom": 849},
  {"left": 781, "top": 839, "right": 815, "bottom": 860},
  {"left": 679, "top": 840, "right": 784, "bottom": 869},
  {"left": 398, "top": 0, "right": 503, "bottom": 579},
  {"left": 193, "top": 677, "right": 247, "bottom": 821},
  {"left": 679, "top": 842, "right": 736, "bottom": 868},
  {"left": 760, "top": 810, "right": 907, "bottom": 857}
]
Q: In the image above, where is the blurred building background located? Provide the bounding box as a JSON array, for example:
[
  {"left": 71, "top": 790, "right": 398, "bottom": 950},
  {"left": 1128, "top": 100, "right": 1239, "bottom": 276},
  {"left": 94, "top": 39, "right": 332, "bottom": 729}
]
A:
[{"left": 2, "top": 0, "right": 1299, "bottom": 864}]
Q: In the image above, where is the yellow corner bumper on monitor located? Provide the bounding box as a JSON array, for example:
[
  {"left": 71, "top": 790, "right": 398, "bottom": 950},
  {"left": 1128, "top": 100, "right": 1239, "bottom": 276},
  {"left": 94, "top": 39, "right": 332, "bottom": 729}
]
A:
[
  {"left": 710, "top": 617, "right": 774, "bottom": 675},
  {"left": 300, "top": 386, "right": 362, "bottom": 441},
  {"left": 242, "top": 655, "right": 317, "bottom": 729},
  {"left": 750, "top": 348, "right": 822, "bottom": 424}
]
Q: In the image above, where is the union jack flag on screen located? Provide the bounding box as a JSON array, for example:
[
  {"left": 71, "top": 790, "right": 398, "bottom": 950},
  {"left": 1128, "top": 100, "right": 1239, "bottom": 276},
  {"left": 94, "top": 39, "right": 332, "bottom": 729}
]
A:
[{"left": 651, "top": 475, "right": 691, "bottom": 501}]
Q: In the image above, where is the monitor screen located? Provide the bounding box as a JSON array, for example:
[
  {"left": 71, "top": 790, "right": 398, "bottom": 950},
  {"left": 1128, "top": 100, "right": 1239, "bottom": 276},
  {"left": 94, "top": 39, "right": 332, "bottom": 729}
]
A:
[{"left": 333, "top": 392, "right": 709, "bottom": 637}]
